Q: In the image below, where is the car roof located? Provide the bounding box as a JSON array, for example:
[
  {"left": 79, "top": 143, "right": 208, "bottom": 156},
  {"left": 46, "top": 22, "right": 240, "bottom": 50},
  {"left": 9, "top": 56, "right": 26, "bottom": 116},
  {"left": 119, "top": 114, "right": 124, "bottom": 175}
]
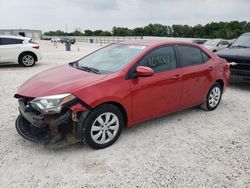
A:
[
  {"left": 118, "top": 39, "right": 199, "bottom": 47},
  {"left": 0, "top": 35, "right": 30, "bottom": 40}
]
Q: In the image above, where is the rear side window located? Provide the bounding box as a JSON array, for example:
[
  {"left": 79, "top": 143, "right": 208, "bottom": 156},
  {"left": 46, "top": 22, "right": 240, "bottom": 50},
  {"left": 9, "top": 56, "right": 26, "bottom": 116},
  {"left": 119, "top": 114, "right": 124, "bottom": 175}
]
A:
[
  {"left": 178, "top": 45, "right": 208, "bottom": 67},
  {"left": 137, "top": 46, "right": 177, "bottom": 73},
  {"left": 0, "top": 38, "right": 23, "bottom": 45},
  {"left": 201, "top": 51, "right": 210, "bottom": 62}
]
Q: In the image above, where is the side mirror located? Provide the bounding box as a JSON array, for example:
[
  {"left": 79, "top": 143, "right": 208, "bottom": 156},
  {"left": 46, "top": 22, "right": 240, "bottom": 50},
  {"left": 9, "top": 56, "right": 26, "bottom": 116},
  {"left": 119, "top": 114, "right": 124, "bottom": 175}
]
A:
[{"left": 136, "top": 66, "right": 154, "bottom": 77}]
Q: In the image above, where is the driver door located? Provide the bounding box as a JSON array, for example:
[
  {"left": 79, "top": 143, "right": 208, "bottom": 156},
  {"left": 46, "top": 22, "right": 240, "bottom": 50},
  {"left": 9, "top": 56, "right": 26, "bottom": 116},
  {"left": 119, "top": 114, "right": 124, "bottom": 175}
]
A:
[{"left": 129, "top": 45, "right": 183, "bottom": 123}]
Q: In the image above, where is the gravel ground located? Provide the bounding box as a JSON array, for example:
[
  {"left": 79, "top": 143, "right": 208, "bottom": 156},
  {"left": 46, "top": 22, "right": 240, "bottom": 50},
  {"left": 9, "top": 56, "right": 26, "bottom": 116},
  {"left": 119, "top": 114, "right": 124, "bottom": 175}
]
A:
[{"left": 0, "top": 41, "right": 249, "bottom": 188}]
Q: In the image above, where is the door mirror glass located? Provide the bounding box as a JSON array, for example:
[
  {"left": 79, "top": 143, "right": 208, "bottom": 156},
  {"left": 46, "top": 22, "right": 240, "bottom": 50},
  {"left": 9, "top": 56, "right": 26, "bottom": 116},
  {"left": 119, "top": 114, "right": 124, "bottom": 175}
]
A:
[{"left": 136, "top": 66, "right": 154, "bottom": 77}]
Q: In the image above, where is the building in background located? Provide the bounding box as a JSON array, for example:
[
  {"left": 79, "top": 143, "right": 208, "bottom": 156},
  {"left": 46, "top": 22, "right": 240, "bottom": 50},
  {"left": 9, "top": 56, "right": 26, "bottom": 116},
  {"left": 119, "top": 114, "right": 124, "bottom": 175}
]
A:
[{"left": 0, "top": 29, "right": 42, "bottom": 40}]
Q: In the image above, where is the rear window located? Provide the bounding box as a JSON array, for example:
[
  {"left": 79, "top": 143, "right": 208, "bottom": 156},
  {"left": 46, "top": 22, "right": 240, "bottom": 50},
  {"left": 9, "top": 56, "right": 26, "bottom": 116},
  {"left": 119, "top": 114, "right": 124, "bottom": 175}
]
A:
[
  {"left": 178, "top": 45, "right": 204, "bottom": 67},
  {"left": 0, "top": 38, "right": 23, "bottom": 45},
  {"left": 28, "top": 39, "right": 37, "bottom": 44}
]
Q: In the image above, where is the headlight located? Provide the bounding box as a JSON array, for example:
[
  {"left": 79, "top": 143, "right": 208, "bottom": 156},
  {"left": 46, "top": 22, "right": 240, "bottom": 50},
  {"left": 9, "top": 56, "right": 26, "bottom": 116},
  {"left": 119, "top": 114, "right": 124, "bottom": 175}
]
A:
[{"left": 30, "top": 93, "right": 76, "bottom": 114}]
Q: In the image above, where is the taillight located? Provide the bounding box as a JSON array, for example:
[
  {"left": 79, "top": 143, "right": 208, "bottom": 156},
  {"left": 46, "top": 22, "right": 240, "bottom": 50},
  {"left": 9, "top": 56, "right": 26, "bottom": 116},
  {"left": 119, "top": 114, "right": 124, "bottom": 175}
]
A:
[{"left": 32, "top": 45, "right": 39, "bottom": 49}]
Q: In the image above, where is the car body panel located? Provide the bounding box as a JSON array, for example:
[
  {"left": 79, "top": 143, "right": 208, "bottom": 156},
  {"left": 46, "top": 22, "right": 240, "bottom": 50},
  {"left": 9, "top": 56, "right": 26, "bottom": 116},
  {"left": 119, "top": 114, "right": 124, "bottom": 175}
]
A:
[
  {"left": 17, "top": 64, "right": 107, "bottom": 97},
  {"left": 16, "top": 40, "right": 230, "bottom": 128},
  {"left": 129, "top": 68, "right": 183, "bottom": 123},
  {"left": 179, "top": 60, "right": 217, "bottom": 108}
]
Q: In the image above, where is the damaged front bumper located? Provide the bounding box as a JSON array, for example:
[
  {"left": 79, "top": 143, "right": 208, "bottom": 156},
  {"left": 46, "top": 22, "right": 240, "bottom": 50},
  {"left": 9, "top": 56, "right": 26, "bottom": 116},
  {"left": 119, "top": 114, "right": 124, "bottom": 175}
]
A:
[{"left": 15, "top": 96, "right": 90, "bottom": 148}]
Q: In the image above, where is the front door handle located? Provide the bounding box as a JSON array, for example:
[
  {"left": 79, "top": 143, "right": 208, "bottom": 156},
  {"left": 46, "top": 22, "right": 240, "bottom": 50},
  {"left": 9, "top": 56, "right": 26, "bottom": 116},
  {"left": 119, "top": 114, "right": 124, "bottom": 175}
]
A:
[{"left": 171, "top": 74, "right": 182, "bottom": 80}]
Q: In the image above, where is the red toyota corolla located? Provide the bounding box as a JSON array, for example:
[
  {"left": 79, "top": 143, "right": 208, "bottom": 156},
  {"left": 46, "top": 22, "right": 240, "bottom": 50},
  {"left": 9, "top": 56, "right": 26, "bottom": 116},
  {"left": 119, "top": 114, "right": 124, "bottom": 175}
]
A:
[{"left": 15, "top": 40, "right": 230, "bottom": 149}]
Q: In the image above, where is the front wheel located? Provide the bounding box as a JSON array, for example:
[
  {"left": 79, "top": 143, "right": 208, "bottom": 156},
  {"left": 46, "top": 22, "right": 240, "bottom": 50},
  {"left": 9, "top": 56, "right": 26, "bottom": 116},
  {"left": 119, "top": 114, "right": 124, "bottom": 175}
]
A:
[
  {"left": 19, "top": 53, "right": 36, "bottom": 67},
  {"left": 81, "top": 104, "right": 123, "bottom": 149},
  {"left": 201, "top": 83, "right": 222, "bottom": 111}
]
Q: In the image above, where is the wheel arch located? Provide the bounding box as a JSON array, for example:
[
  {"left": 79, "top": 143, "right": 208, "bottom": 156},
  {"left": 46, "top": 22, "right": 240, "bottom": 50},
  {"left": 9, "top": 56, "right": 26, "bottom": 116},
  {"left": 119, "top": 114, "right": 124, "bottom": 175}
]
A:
[
  {"left": 94, "top": 101, "right": 128, "bottom": 127},
  {"left": 215, "top": 79, "right": 224, "bottom": 91},
  {"left": 18, "top": 51, "right": 38, "bottom": 62}
]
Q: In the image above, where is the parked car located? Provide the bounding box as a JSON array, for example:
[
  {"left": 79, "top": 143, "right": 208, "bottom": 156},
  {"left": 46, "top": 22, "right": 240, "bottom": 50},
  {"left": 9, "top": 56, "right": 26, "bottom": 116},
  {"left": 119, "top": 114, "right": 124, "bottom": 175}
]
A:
[
  {"left": 216, "top": 32, "right": 250, "bottom": 79},
  {"left": 61, "top": 38, "right": 76, "bottom": 44},
  {"left": 192, "top": 39, "right": 208, "bottom": 45},
  {"left": 14, "top": 40, "right": 230, "bottom": 149},
  {"left": 203, "top": 39, "right": 230, "bottom": 52},
  {"left": 0, "top": 35, "right": 42, "bottom": 67}
]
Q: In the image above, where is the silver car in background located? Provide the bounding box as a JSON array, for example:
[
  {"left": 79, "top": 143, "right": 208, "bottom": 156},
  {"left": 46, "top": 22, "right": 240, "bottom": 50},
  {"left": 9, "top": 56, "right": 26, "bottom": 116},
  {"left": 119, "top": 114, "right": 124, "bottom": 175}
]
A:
[{"left": 203, "top": 39, "right": 229, "bottom": 52}]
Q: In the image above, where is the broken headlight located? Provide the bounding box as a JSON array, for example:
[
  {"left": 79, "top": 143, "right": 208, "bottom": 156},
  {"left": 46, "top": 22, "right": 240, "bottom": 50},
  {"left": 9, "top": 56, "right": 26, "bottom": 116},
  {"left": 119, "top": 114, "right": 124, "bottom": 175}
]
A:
[{"left": 30, "top": 93, "right": 76, "bottom": 114}]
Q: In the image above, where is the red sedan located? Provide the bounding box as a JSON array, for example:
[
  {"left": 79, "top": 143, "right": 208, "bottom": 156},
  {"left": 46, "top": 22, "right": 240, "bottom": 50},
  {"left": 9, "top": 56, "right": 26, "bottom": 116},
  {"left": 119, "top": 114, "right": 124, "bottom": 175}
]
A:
[{"left": 15, "top": 40, "right": 230, "bottom": 149}]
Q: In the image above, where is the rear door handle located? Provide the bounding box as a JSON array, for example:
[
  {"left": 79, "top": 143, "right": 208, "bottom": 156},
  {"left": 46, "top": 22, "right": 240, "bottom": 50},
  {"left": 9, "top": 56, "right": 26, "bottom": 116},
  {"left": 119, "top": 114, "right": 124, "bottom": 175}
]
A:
[
  {"left": 207, "top": 66, "right": 214, "bottom": 70},
  {"left": 171, "top": 74, "right": 182, "bottom": 80}
]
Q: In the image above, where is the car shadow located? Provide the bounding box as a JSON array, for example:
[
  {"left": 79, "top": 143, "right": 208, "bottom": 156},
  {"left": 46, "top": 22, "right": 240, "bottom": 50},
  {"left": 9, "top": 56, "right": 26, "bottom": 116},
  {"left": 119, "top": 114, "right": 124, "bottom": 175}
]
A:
[
  {"left": 0, "top": 63, "right": 43, "bottom": 69},
  {"left": 0, "top": 63, "right": 22, "bottom": 68},
  {"left": 229, "top": 77, "right": 250, "bottom": 91}
]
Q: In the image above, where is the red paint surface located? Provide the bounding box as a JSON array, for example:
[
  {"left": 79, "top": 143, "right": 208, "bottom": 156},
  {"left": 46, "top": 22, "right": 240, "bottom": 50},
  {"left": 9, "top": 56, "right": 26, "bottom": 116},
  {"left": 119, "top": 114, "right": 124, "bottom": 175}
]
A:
[{"left": 17, "top": 40, "right": 230, "bottom": 127}]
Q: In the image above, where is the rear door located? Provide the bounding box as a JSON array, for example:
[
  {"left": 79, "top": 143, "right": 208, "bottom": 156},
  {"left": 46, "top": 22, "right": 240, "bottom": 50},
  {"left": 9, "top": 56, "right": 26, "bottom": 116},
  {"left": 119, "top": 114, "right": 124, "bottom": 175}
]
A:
[
  {"left": 176, "top": 45, "right": 216, "bottom": 109},
  {"left": 0, "top": 38, "right": 23, "bottom": 63},
  {"left": 129, "top": 45, "right": 183, "bottom": 123}
]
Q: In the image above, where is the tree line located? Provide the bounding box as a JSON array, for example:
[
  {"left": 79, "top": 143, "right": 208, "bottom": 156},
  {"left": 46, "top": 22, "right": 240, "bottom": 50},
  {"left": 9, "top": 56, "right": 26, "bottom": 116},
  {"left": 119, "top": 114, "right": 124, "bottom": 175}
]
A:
[{"left": 44, "top": 21, "right": 250, "bottom": 39}]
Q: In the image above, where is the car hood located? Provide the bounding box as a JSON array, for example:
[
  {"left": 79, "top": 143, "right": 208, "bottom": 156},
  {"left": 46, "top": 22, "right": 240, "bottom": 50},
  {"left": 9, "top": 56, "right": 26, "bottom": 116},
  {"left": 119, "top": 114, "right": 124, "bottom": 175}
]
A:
[
  {"left": 216, "top": 47, "right": 250, "bottom": 61},
  {"left": 17, "top": 64, "right": 107, "bottom": 98}
]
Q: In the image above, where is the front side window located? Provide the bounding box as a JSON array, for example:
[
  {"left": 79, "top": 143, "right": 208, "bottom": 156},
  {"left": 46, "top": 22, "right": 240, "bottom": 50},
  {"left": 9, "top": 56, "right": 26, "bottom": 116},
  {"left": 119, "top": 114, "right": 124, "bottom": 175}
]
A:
[
  {"left": 178, "top": 45, "right": 204, "bottom": 67},
  {"left": 76, "top": 44, "right": 146, "bottom": 74},
  {"left": 137, "top": 46, "right": 177, "bottom": 73},
  {"left": 0, "top": 38, "right": 23, "bottom": 45}
]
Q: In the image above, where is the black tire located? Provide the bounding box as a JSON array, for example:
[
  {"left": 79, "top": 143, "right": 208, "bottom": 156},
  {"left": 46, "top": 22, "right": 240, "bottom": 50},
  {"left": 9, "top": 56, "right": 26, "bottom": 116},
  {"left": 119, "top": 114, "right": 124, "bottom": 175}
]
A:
[
  {"left": 18, "top": 52, "right": 36, "bottom": 67},
  {"left": 80, "top": 104, "right": 123, "bottom": 149},
  {"left": 201, "top": 82, "right": 222, "bottom": 111}
]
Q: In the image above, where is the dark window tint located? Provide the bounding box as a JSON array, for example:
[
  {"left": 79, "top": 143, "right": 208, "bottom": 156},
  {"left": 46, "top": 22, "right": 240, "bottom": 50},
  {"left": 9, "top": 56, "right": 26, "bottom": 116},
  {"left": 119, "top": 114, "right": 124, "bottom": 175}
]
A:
[
  {"left": 178, "top": 45, "right": 203, "bottom": 67},
  {"left": 0, "top": 38, "right": 23, "bottom": 45},
  {"left": 219, "top": 41, "right": 229, "bottom": 46},
  {"left": 201, "top": 51, "right": 210, "bottom": 62},
  {"left": 137, "top": 46, "right": 177, "bottom": 73}
]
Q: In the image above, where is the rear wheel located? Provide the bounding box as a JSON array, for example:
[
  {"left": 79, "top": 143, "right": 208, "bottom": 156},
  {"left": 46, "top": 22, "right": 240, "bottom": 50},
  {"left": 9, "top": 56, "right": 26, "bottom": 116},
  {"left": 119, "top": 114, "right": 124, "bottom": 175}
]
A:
[
  {"left": 81, "top": 104, "right": 123, "bottom": 149},
  {"left": 201, "top": 83, "right": 222, "bottom": 111},
  {"left": 19, "top": 53, "right": 36, "bottom": 67}
]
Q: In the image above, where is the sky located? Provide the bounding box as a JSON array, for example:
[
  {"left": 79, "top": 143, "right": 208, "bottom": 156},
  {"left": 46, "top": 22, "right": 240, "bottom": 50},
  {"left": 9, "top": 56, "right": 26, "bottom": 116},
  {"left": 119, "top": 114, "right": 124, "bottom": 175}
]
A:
[{"left": 0, "top": 0, "right": 249, "bottom": 33}]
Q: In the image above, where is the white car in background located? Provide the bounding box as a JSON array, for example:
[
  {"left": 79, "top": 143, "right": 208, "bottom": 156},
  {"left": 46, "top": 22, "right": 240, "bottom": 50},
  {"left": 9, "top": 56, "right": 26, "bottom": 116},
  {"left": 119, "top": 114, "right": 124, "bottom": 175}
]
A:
[
  {"left": 203, "top": 39, "right": 230, "bottom": 52},
  {"left": 0, "top": 35, "right": 42, "bottom": 67}
]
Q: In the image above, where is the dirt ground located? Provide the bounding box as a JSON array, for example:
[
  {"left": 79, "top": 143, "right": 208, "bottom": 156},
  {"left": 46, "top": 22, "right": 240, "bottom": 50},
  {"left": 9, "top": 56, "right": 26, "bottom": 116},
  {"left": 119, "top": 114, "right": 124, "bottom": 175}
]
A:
[{"left": 0, "top": 41, "right": 249, "bottom": 188}]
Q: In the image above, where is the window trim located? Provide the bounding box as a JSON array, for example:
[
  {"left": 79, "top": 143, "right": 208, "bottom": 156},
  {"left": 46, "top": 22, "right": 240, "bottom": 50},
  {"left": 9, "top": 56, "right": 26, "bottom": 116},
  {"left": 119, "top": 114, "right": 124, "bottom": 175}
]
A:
[
  {"left": 126, "top": 44, "right": 179, "bottom": 79},
  {"left": 0, "top": 38, "right": 24, "bottom": 45},
  {"left": 176, "top": 44, "right": 211, "bottom": 68}
]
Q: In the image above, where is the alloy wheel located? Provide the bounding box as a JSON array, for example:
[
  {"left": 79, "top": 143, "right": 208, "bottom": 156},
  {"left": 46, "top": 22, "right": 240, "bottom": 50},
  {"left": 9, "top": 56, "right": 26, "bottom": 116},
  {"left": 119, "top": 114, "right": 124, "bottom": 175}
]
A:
[
  {"left": 208, "top": 87, "right": 221, "bottom": 108},
  {"left": 22, "top": 55, "right": 35, "bottom": 66},
  {"left": 90, "top": 112, "right": 119, "bottom": 144}
]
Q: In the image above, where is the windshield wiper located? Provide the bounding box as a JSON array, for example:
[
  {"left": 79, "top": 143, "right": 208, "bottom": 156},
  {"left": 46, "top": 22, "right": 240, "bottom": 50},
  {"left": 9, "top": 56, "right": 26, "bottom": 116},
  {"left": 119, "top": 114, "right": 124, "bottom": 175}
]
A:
[
  {"left": 76, "top": 66, "right": 100, "bottom": 74},
  {"left": 231, "top": 45, "right": 249, "bottom": 48}
]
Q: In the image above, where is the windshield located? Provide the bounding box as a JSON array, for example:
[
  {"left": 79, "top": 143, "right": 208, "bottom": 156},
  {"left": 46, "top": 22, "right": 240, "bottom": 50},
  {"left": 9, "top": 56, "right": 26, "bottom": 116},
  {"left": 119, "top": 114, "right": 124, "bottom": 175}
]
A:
[
  {"left": 203, "top": 40, "right": 219, "bottom": 46},
  {"left": 76, "top": 44, "right": 146, "bottom": 73},
  {"left": 231, "top": 34, "right": 250, "bottom": 48}
]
